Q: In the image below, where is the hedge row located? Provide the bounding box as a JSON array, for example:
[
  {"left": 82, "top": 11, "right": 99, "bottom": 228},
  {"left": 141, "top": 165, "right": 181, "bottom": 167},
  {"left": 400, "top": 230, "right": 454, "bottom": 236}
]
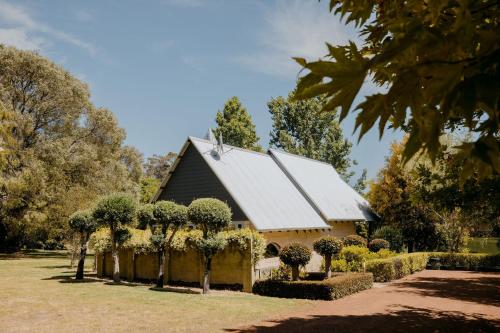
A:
[
  {"left": 252, "top": 273, "right": 373, "bottom": 300},
  {"left": 366, "top": 253, "right": 429, "bottom": 282},
  {"left": 365, "top": 252, "right": 500, "bottom": 282},
  {"left": 428, "top": 252, "right": 500, "bottom": 271}
]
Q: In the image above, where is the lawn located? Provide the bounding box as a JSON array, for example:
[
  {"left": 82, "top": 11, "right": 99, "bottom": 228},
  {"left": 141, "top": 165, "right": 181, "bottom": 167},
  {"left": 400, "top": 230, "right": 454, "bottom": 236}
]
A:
[{"left": 0, "top": 251, "right": 311, "bottom": 333}]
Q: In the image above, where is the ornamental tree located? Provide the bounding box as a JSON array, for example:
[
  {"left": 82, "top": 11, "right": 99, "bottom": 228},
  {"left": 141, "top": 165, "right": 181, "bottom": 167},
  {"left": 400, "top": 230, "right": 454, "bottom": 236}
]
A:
[
  {"left": 188, "top": 198, "right": 232, "bottom": 294},
  {"left": 92, "top": 193, "right": 136, "bottom": 282},
  {"left": 368, "top": 239, "right": 390, "bottom": 253},
  {"left": 279, "top": 243, "right": 311, "bottom": 281},
  {"left": 68, "top": 210, "right": 98, "bottom": 280},
  {"left": 151, "top": 201, "right": 188, "bottom": 288},
  {"left": 313, "top": 236, "right": 343, "bottom": 278},
  {"left": 343, "top": 235, "right": 367, "bottom": 247}
]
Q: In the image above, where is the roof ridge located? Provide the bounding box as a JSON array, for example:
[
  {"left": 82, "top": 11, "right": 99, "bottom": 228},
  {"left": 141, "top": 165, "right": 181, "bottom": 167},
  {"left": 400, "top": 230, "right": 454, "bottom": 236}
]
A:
[{"left": 189, "top": 136, "right": 270, "bottom": 157}]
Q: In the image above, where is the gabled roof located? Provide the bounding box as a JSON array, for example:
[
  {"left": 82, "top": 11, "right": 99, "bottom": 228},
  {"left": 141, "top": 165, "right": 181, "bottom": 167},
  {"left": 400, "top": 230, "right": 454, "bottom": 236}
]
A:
[
  {"left": 187, "top": 137, "right": 330, "bottom": 231},
  {"left": 269, "top": 149, "right": 377, "bottom": 222}
]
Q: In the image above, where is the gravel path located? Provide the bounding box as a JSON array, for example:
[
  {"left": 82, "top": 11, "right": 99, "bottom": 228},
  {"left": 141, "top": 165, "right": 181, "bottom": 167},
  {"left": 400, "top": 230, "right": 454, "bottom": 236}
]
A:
[{"left": 227, "top": 270, "right": 500, "bottom": 333}]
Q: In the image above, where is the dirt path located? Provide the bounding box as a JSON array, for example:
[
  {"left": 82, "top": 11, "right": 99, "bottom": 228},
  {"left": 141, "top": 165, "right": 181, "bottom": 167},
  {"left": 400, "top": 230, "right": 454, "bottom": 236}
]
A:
[{"left": 227, "top": 270, "right": 500, "bottom": 333}]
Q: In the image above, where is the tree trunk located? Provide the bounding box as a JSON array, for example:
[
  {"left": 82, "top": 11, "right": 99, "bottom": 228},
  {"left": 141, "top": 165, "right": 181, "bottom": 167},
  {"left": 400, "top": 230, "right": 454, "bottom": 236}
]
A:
[
  {"left": 75, "top": 233, "right": 88, "bottom": 280},
  {"left": 203, "top": 256, "right": 212, "bottom": 294},
  {"left": 325, "top": 254, "right": 332, "bottom": 279},
  {"left": 156, "top": 247, "right": 166, "bottom": 288},
  {"left": 291, "top": 265, "right": 299, "bottom": 281},
  {"left": 111, "top": 230, "right": 120, "bottom": 283}
]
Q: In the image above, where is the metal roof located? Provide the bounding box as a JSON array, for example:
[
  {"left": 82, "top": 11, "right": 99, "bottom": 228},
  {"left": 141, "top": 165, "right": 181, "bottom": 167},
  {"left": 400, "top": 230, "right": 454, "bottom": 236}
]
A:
[
  {"left": 269, "top": 149, "right": 378, "bottom": 222},
  {"left": 189, "top": 137, "right": 330, "bottom": 231}
]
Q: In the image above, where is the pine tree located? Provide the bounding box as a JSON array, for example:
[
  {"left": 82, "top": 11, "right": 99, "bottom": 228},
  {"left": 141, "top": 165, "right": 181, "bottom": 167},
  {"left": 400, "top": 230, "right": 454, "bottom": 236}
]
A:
[{"left": 214, "top": 97, "right": 262, "bottom": 152}]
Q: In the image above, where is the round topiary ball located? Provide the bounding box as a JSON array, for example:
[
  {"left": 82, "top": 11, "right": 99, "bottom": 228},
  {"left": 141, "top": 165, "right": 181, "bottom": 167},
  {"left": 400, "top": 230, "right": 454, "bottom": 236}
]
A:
[
  {"left": 343, "top": 234, "right": 368, "bottom": 247},
  {"left": 279, "top": 243, "right": 311, "bottom": 267},
  {"left": 313, "top": 236, "right": 343, "bottom": 258},
  {"left": 368, "top": 238, "right": 390, "bottom": 252},
  {"left": 188, "top": 198, "right": 232, "bottom": 233}
]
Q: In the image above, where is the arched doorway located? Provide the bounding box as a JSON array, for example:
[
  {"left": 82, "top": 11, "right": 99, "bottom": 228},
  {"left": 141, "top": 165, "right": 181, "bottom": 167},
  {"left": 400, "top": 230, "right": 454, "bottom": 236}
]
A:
[{"left": 264, "top": 242, "right": 281, "bottom": 258}]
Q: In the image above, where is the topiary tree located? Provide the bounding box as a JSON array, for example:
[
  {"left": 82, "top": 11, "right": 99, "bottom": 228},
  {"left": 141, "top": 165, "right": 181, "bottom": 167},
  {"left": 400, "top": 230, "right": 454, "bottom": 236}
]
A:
[
  {"left": 368, "top": 239, "right": 390, "bottom": 253},
  {"left": 313, "top": 236, "right": 343, "bottom": 278},
  {"left": 343, "top": 234, "right": 367, "bottom": 247},
  {"left": 373, "top": 226, "right": 404, "bottom": 252},
  {"left": 136, "top": 203, "right": 155, "bottom": 230},
  {"left": 92, "top": 193, "right": 136, "bottom": 283},
  {"left": 150, "top": 201, "right": 188, "bottom": 288},
  {"left": 279, "top": 243, "right": 311, "bottom": 281},
  {"left": 188, "top": 198, "right": 232, "bottom": 294},
  {"left": 68, "top": 210, "right": 98, "bottom": 280}
]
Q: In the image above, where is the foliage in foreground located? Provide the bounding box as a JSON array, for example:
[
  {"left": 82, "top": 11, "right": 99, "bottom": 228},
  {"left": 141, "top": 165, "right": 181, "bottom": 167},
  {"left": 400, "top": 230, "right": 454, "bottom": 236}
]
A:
[
  {"left": 293, "top": 0, "right": 500, "bottom": 180},
  {"left": 253, "top": 273, "right": 373, "bottom": 300}
]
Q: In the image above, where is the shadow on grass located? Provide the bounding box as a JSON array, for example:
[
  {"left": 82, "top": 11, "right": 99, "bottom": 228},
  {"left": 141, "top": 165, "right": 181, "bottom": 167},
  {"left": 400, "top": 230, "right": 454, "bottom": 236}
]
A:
[
  {"left": 150, "top": 286, "right": 201, "bottom": 294},
  {"left": 104, "top": 281, "right": 144, "bottom": 287},
  {"left": 393, "top": 272, "right": 500, "bottom": 306},
  {"left": 225, "top": 305, "right": 500, "bottom": 333},
  {"left": 0, "top": 250, "right": 68, "bottom": 260},
  {"left": 42, "top": 273, "right": 102, "bottom": 283}
]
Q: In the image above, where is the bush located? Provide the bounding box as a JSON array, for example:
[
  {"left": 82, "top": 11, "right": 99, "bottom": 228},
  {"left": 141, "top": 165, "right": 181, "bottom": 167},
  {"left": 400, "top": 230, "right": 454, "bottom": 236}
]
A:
[
  {"left": 355, "top": 221, "right": 368, "bottom": 238},
  {"left": 366, "top": 253, "right": 430, "bottom": 282},
  {"left": 279, "top": 243, "right": 311, "bottom": 280},
  {"left": 428, "top": 252, "right": 500, "bottom": 271},
  {"left": 330, "top": 246, "right": 397, "bottom": 273},
  {"left": 368, "top": 239, "right": 390, "bottom": 252},
  {"left": 343, "top": 235, "right": 367, "bottom": 247},
  {"left": 252, "top": 273, "right": 373, "bottom": 300},
  {"left": 373, "top": 226, "right": 404, "bottom": 252}
]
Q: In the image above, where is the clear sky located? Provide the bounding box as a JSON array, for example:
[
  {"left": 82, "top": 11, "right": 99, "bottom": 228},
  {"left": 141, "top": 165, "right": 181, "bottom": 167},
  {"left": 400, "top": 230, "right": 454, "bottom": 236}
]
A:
[{"left": 0, "top": 0, "right": 403, "bottom": 181}]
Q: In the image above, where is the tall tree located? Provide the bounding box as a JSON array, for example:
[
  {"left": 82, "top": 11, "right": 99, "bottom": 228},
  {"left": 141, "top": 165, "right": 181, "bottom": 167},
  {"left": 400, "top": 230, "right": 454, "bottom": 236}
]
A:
[
  {"left": 0, "top": 46, "right": 140, "bottom": 250},
  {"left": 268, "top": 93, "right": 355, "bottom": 181},
  {"left": 293, "top": 0, "right": 500, "bottom": 181},
  {"left": 214, "top": 96, "right": 262, "bottom": 151}
]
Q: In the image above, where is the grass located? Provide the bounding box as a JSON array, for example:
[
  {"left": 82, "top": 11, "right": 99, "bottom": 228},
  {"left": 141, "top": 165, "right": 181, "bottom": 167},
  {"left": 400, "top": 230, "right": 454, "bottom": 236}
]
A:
[
  {"left": 0, "top": 251, "right": 312, "bottom": 333},
  {"left": 468, "top": 237, "right": 500, "bottom": 254}
]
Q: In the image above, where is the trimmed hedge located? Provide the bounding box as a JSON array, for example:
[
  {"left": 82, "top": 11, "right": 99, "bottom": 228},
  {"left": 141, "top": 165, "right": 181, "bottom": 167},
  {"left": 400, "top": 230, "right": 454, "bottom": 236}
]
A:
[
  {"left": 366, "top": 253, "right": 430, "bottom": 282},
  {"left": 252, "top": 273, "right": 373, "bottom": 300},
  {"left": 428, "top": 252, "right": 500, "bottom": 271}
]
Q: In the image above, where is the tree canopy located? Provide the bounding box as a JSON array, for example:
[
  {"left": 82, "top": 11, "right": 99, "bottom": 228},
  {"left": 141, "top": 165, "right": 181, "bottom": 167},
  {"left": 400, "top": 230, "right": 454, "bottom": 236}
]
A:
[
  {"left": 214, "top": 96, "right": 262, "bottom": 151},
  {"left": 0, "top": 46, "right": 142, "bottom": 249},
  {"left": 268, "top": 92, "right": 356, "bottom": 181},
  {"left": 293, "top": 0, "right": 500, "bottom": 181}
]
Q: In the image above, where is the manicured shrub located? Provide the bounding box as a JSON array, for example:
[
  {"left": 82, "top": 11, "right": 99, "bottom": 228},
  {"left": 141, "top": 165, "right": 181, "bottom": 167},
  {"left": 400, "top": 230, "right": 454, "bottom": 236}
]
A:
[
  {"left": 428, "top": 252, "right": 500, "bottom": 271},
  {"left": 355, "top": 221, "right": 368, "bottom": 238},
  {"left": 188, "top": 198, "right": 232, "bottom": 294},
  {"left": 279, "top": 243, "right": 312, "bottom": 281},
  {"left": 368, "top": 239, "right": 390, "bottom": 252},
  {"left": 343, "top": 234, "right": 367, "bottom": 247},
  {"left": 68, "top": 210, "right": 98, "bottom": 280},
  {"left": 92, "top": 193, "right": 137, "bottom": 282},
  {"left": 136, "top": 203, "right": 155, "bottom": 230},
  {"left": 373, "top": 226, "right": 404, "bottom": 252},
  {"left": 366, "top": 253, "right": 430, "bottom": 282},
  {"left": 252, "top": 273, "right": 373, "bottom": 300},
  {"left": 313, "top": 236, "right": 343, "bottom": 278}
]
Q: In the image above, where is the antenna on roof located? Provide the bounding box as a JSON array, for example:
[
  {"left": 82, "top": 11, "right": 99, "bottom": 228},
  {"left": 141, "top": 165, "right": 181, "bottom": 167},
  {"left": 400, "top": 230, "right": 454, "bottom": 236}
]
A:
[{"left": 217, "top": 133, "right": 224, "bottom": 155}]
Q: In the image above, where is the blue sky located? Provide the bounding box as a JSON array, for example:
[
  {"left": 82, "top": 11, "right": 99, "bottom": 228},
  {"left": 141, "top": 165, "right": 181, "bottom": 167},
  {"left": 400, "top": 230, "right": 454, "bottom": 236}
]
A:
[{"left": 0, "top": 0, "right": 402, "bottom": 181}]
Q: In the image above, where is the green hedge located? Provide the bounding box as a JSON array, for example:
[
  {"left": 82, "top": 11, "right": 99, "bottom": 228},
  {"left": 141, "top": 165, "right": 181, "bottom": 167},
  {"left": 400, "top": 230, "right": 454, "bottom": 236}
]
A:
[
  {"left": 428, "top": 252, "right": 500, "bottom": 271},
  {"left": 252, "top": 273, "right": 373, "bottom": 300},
  {"left": 366, "top": 252, "right": 500, "bottom": 282},
  {"left": 366, "top": 253, "right": 429, "bottom": 282}
]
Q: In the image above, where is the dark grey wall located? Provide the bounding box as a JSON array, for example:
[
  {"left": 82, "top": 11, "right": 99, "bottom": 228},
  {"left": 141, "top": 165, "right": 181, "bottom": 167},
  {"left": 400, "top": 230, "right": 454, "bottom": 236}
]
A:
[{"left": 156, "top": 143, "right": 247, "bottom": 221}]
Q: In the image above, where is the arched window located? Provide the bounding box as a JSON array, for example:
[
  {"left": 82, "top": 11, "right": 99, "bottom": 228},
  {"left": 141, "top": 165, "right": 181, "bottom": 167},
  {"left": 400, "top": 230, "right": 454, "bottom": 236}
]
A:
[{"left": 264, "top": 242, "right": 280, "bottom": 258}]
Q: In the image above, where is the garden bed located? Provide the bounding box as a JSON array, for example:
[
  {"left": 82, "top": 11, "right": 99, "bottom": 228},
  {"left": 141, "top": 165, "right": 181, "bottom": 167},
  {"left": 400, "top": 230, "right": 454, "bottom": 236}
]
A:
[{"left": 252, "top": 272, "right": 373, "bottom": 300}]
